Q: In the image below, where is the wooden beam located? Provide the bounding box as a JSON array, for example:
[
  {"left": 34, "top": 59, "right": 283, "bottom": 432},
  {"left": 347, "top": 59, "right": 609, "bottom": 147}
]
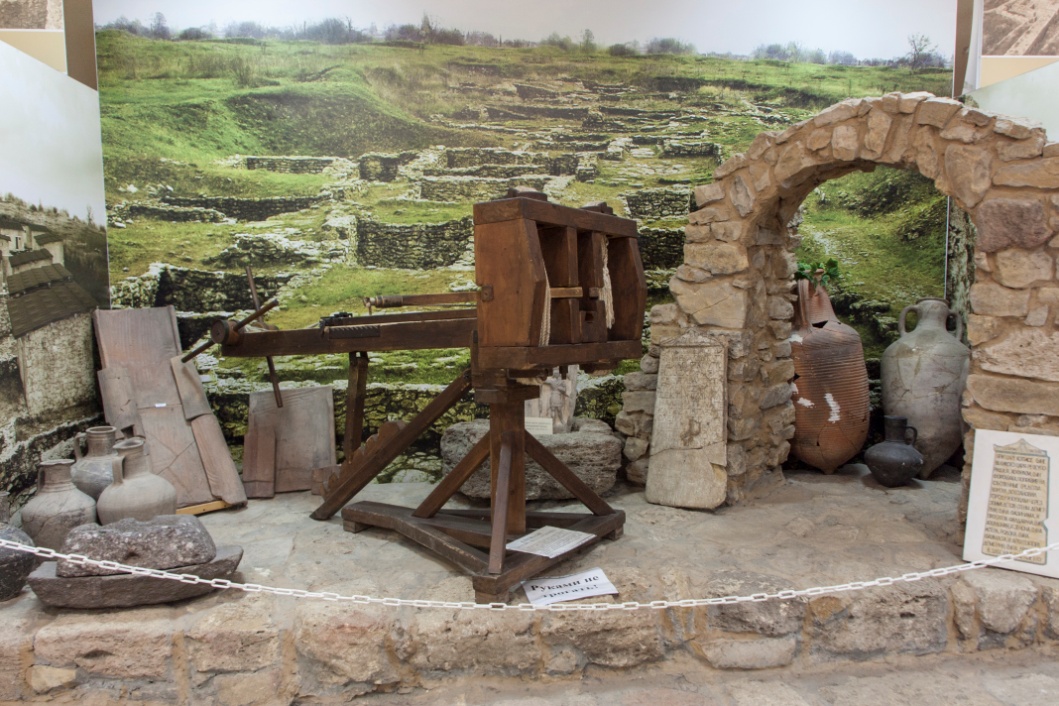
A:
[
  {"left": 413, "top": 434, "right": 491, "bottom": 519},
  {"left": 222, "top": 318, "right": 476, "bottom": 357},
  {"left": 525, "top": 433, "right": 614, "bottom": 516}
]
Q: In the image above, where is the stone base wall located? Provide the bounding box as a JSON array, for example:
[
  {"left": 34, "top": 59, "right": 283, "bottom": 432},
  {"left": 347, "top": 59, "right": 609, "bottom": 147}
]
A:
[
  {"left": 355, "top": 216, "right": 473, "bottom": 269},
  {"left": 127, "top": 203, "right": 227, "bottom": 223},
  {"left": 161, "top": 195, "right": 323, "bottom": 222},
  {"left": 419, "top": 176, "right": 551, "bottom": 203},
  {"left": 245, "top": 156, "right": 337, "bottom": 174},
  {"left": 623, "top": 187, "right": 692, "bottom": 221},
  {"left": 110, "top": 264, "right": 292, "bottom": 312}
]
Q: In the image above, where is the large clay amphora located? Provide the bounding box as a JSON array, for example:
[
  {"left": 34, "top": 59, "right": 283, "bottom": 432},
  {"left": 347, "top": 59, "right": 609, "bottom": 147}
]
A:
[
  {"left": 864, "top": 416, "right": 925, "bottom": 487},
  {"left": 1, "top": 491, "right": 38, "bottom": 601},
  {"left": 71, "top": 426, "right": 120, "bottom": 499},
  {"left": 19, "top": 460, "right": 97, "bottom": 550},
  {"left": 790, "top": 278, "right": 870, "bottom": 473},
  {"left": 881, "top": 298, "right": 969, "bottom": 479},
  {"left": 97, "top": 438, "right": 178, "bottom": 524}
]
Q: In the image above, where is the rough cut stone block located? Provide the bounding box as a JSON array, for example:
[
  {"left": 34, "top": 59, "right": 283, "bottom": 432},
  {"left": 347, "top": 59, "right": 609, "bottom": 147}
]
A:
[
  {"left": 293, "top": 603, "right": 398, "bottom": 692},
  {"left": 943, "top": 144, "right": 992, "bottom": 208},
  {"left": 994, "top": 249, "right": 1054, "bottom": 288},
  {"left": 960, "top": 571, "right": 1039, "bottom": 635},
  {"left": 813, "top": 100, "right": 859, "bottom": 126},
  {"left": 441, "top": 418, "right": 620, "bottom": 500},
  {"left": 646, "top": 330, "right": 727, "bottom": 510},
  {"left": 832, "top": 124, "right": 859, "bottom": 161},
  {"left": 186, "top": 595, "right": 280, "bottom": 675},
  {"left": 540, "top": 605, "right": 664, "bottom": 668},
  {"left": 975, "top": 198, "right": 1052, "bottom": 251},
  {"left": 33, "top": 608, "right": 177, "bottom": 679},
  {"left": 995, "top": 117, "right": 1042, "bottom": 139},
  {"left": 978, "top": 329, "right": 1059, "bottom": 382},
  {"left": 898, "top": 91, "right": 934, "bottom": 113},
  {"left": 0, "top": 601, "right": 33, "bottom": 700},
  {"left": 916, "top": 97, "right": 962, "bottom": 127},
  {"left": 730, "top": 173, "right": 755, "bottom": 217},
  {"left": 808, "top": 581, "right": 948, "bottom": 658},
  {"left": 966, "top": 374, "right": 1059, "bottom": 416},
  {"left": 29, "top": 545, "right": 242, "bottom": 609},
  {"left": 395, "top": 610, "right": 539, "bottom": 674},
  {"left": 693, "top": 182, "right": 724, "bottom": 207},
  {"left": 969, "top": 282, "right": 1030, "bottom": 317},
  {"left": 863, "top": 109, "right": 893, "bottom": 157},
  {"left": 684, "top": 243, "right": 749, "bottom": 275},
  {"left": 700, "top": 635, "right": 798, "bottom": 670},
  {"left": 704, "top": 569, "right": 806, "bottom": 636},
  {"left": 993, "top": 157, "right": 1059, "bottom": 189},
  {"left": 998, "top": 134, "right": 1047, "bottom": 161},
  {"left": 58, "top": 515, "right": 216, "bottom": 578},
  {"left": 670, "top": 278, "right": 748, "bottom": 328}
]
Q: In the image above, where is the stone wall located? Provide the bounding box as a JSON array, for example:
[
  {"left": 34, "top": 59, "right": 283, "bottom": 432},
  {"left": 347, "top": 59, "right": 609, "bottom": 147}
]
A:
[
  {"left": 637, "top": 226, "right": 686, "bottom": 271},
  {"left": 355, "top": 216, "right": 473, "bottom": 269},
  {"left": 419, "top": 176, "right": 551, "bottom": 203},
  {"left": 623, "top": 187, "right": 692, "bottom": 221},
  {"left": 358, "top": 153, "right": 417, "bottom": 182},
  {"left": 110, "top": 264, "right": 292, "bottom": 311},
  {"left": 127, "top": 203, "right": 227, "bottom": 223},
  {"left": 245, "top": 156, "right": 337, "bottom": 174},
  {"left": 616, "top": 92, "right": 1059, "bottom": 510},
  {"left": 161, "top": 195, "right": 323, "bottom": 221}
]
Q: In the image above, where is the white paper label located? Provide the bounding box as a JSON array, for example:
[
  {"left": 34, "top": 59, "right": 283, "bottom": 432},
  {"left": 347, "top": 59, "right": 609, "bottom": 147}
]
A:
[
  {"left": 154, "top": 403, "right": 167, "bottom": 408},
  {"left": 522, "top": 568, "right": 618, "bottom": 605},
  {"left": 524, "top": 417, "right": 554, "bottom": 436},
  {"left": 505, "top": 525, "right": 595, "bottom": 558}
]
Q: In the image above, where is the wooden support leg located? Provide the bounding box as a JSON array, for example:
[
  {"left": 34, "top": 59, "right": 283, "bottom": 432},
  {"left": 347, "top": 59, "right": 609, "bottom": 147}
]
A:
[
  {"left": 524, "top": 433, "right": 614, "bottom": 516},
  {"left": 488, "top": 432, "right": 514, "bottom": 574},
  {"left": 344, "top": 351, "right": 369, "bottom": 460},
  {"left": 489, "top": 401, "right": 526, "bottom": 535},
  {"left": 413, "top": 434, "right": 490, "bottom": 519}
]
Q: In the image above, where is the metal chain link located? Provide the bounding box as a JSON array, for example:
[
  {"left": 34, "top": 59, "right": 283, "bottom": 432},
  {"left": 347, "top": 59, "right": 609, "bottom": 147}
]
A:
[{"left": 2, "top": 537, "right": 1055, "bottom": 612}]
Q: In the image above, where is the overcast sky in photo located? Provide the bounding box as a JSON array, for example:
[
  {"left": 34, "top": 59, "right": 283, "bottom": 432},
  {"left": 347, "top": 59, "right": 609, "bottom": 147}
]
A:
[
  {"left": 93, "top": 0, "right": 958, "bottom": 60},
  {"left": 0, "top": 42, "right": 106, "bottom": 224}
]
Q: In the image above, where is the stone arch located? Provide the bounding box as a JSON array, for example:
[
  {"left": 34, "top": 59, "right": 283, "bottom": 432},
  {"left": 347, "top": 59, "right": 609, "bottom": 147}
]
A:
[{"left": 618, "top": 91, "right": 1059, "bottom": 508}]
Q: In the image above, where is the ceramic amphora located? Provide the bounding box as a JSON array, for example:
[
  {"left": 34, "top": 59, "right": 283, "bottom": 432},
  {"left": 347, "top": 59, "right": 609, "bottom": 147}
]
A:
[
  {"left": 881, "top": 298, "right": 969, "bottom": 478},
  {"left": 97, "top": 438, "right": 178, "bottom": 524},
  {"left": 71, "top": 425, "right": 120, "bottom": 499},
  {"left": 19, "top": 460, "right": 97, "bottom": 550},
  {"left": 790, "top": 278, "right": 870, "bottom": 473},
  {"left": 864, "top": 416, "right": 925, "bottom": 487}
]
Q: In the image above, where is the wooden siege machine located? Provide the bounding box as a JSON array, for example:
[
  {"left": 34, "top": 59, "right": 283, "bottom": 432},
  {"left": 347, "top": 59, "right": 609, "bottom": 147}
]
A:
[{"left": 211, "top": 192, "right": 647, "bottom": 601}]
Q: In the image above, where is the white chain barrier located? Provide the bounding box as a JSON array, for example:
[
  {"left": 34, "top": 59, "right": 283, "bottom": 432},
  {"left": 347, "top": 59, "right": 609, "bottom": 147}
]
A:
[{"left": 2, "top": 537, "right": 1056, "bottom": 612}]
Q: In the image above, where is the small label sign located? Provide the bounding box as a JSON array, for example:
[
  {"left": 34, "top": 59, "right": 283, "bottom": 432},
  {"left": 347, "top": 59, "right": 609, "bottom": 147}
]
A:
[
  {"left": 522, "top": 568, "right": 618, "bottom": 606},
  {"left": 505, "top": 525, "right": 595, "bottom": 558}
]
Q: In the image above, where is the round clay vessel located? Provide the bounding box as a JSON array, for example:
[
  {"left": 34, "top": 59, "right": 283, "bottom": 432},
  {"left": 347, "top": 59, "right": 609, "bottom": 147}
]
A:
[
  {"left": 71, "top": 426, "right": 120, "bottom": 499},
  {"left": 864, "top": 416, "right": 925, "bottom": 487},
  {"left": 0, "top": 491, "right": 38, "bottom": 601},
  {"left": 790, "top": 278, "right": 870, "bottom": 473},
  {"left": 19, "top": 460, "right": 97, "bottom": 550},
  {"left": 881, "top": 298, "right": 969, "bottom": 478},
  {"left": 97, "top": 438, "right": 178, "bottom": 524}
]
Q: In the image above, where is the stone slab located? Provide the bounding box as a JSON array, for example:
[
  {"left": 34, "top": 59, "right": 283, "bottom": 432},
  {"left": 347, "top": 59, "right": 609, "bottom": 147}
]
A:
[
  {"left": 28, "top": 545, "right": 242, "bottom": 609},
  {"left": 57, "top": 514, "right": 216, "bottom": 577}
]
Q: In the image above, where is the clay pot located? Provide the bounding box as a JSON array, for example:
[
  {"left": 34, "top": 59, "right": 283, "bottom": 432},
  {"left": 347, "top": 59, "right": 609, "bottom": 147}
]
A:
[
  {"left": 864, "top": 416, "right": 925, "bottom": 487},
  {"left": 881, "top": 298, "right": 969, "bottom": 478},
  {"left": 1, "top": 491, "right": 38, "bottom": 601},
  {"left": 790, "top": 278, "right": 870, "bottom": 473},
  {"left": 19, "top": 460, "right": 97, "bottom": 550},
  {"left": 71, "top": 426, "right": 121, "bottom": 499},
  {"left": 97, "top": 438, "right": 178, "bottom": 524}
]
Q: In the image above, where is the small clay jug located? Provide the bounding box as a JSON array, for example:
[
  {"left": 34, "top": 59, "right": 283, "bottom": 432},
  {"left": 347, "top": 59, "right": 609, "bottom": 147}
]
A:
[
  {"left": 19, "top": 460, "right": 97, "bottom": 550},
  {"left": 71, "top": 426, "right": 121, "bottom": 499},
  {"left": 1, "top": 491, "right": 38, "bottom": 601},
  {"left": 864, "top": 416, "right": 924, "bottom": 488},
  {"left": 97, "top": 438, "right": 178, "bottom": 524}
]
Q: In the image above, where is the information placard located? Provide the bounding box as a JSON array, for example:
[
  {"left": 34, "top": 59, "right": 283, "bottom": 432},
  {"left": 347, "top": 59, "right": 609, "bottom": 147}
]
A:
[
  {"left": 964, "top": 429, "right": 1059, "bottom": 578},
  {"left": 521, "top": 568, "right": 618, "bottom": 605}
]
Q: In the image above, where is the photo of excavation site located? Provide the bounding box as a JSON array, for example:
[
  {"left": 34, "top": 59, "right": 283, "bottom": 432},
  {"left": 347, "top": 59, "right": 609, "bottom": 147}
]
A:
[{"left": 984, "top": 0, "right": 1059, "bottom": 55}]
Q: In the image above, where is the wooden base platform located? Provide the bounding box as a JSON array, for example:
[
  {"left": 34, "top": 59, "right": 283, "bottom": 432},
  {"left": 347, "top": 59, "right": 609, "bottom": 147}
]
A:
[{"left": 342, "top": 502, "right": 624, "bottom": 602}]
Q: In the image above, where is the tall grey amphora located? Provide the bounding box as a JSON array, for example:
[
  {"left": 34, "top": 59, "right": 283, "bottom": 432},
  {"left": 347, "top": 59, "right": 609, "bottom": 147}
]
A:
[
  {"left": 97, "top": 438, "right": 178, "bottom": 524},
  {"left": 19, "top": 460, "right": 97, "bottom": 550},
  {"left": 881, "top": 298, "right": 969, "bottom": 478}
]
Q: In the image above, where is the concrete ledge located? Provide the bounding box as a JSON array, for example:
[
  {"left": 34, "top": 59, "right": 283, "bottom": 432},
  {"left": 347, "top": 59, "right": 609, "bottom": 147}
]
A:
[{"left": 3, "top": 468, "right": 1059, "bottom": 703}]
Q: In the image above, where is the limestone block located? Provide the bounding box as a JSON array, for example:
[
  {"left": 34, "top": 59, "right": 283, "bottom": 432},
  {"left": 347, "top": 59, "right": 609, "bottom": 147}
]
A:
[
  {"left": 994, "top": 248, "right": 1054, "bottom": 288},
  {"left": 759, "top": 382, "right": 792, "bottom": 410},
  {"left": 395, "top": 610, "right": 539, "bottom": 674},
  {"left": 762, "top": 359, "right": 796, "bottom": 387},
  {"left": 186, "top": 595, "right": 280, "bottom": 675},
  {"left": 688, "top": 204, "right": 732, "bottom": 225},
  {"left": 998, "top": 134, "right": 1047, "bottom": 161},
  {"left": 684, "top": 243, "right": 749, "bottom": 275},
  {"left": 974, "top": 251, "right": 993, "bottom": 272},
  {"left": 727, "top": 443, "right": 747, "bottom": 476},
  {"left": 995, "top": 117, "right": 1042, "bottom": 140},
  {"left": 671, "top": 278, "right": 749, "bottom": 329},
  {"left": 730, "top": 173, "right": 755, "bottom": 217},
  {"left": 0, "top": 601, "right": 33, "bottom": 700},
  {"left": 979, "top": 329, "right": 1059, "bottom": 382},
  {"left": 944, "top": 144, "right": 992, "bottom": 208},
  {"left": 747, "top": 132, "right": 774, "bottom": 160},
  {"left": 749, "top": 161, "right": 773, "bottom": 194},
  {"left": 704, "top": 570, "right": 806, "bottom": 636},
  {"left": 950, "top": 579, "right": 978, "bottom": 641},
  {"left": 961, "top": 407, "right": 1014, "bottom": 432},
  {"left": 57, "top": 515, "right": 216, "bottom": 578},
  {"left": 916, "top": 97, "right": 962, "bottom": 127},
  {"left": 623, "top": 436, "right": 648, "bottom": 461},
  {"left": 693, "top": 182, "right": 724, "bottom": 207},
  {"left": 965, "top": 314, "right": 1003, "bottom": 346},
  {"left": 623, "top": 372, "right": 658, "bottom": 392},
  {"left": 808, "top": 581, "right": 948, "bottom": 658},
  {"left": 968, "top": 282, "right": 1030, "bottom": 317},
  {"left": 993, "top": 157, "right": 1059, "bottom": 188},
  {"left": 774, "top": 142, "right": 816, "bottom": 185},
  {"left": 684, "top": 223, "right": 711, "bottom": 243},
  {"left": 441, "top": 418, "right": 620, "bottom": 500},
  {"left": 615, "top": 411, "right": 652, "bottom": 439},
  {"left": 712, "top": 221, "right": 746, "bottom": 242},
  {"left": 211, "top": 670, "right": 292, "bottom": 706},
  {"left": 884, "top": 114, "right": 916, "bottom": 165},
  {"left": 766, "top": 295, "right": 794, "bottom": 320},
  {"left": 832, "top": 124, "right": 859, "bottom": 161},
  {"left": 646, "top": 330, "right": 727, "bottom": 510},
  {"left": 28, "top": 665, "right": 77, "bottom": 694},
  {"left": 674, "top": 265, "right": 711, "bottom": 284},
  {"left": 540, "top": 602, "right": 664, "bottom": 668},
  {"left": 33, "top": 608, "right": 176, "bottom": 679},
  {"left": 941, "top": 115, "right": 987, "bottom": 144},
  {"left": 1025, "top": 305, "right": 1048, "bottom": 326},
  {"left": 913, "top": 127, "right": 940, "bottom": 179},
  {"left": 966, "top": 374, "right": 1059, "bottom": 415},
  {"left": 1043, "top": 584, "right": 1059, "bottom": 639},
  {"left": 863, "top": 109, "right": 893, "bottom": 158},
  {"left": 713, "top": 154, "right": 748, "bottom": 179},
  {"left": 1046, "top": 142, "right": 1059, "bottom": 157},
  {"left": 700, "top": 635, "right": 797, "bottom": 669},
  {"left": 626, "top": 458, "right": 648, "bottom": 484},
  {"left": 293, "top": 603, "right": 398, "bottom": 689},
  {"left": 807, "top": 128, "right": 832, "bottom": 151},
  {"left": 898, "top": 92, "right": 934, "bottom": 113},
  {"left": 960, "top": 571, "right": 1038, "bottom": 636},
  {"left": 813, "top": 100, "right": 860, "bottom": 126}
]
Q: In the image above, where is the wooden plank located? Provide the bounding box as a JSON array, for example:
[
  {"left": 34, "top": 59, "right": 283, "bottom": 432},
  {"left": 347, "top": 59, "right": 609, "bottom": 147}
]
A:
[
  {"left": 324, "top": 309, "right": 476, "bottom": 326},
  {"left": 312, "top": 371, "right": 473, "bottom": 520},
  {"left": 607, "top": 236, "right": 648, "bottom": 341},
  {"left": 244, "top": 387, "right": 336, "bottom": 496},
  {"left": 243, "top": 428, "right": 276, "bottom": 499},
  {"left": 97, "top": 366, "right": 142, "bottom": 433},
  {"left": 472, "top": 197, "right": 638, "bottom": 237},
  {"left": 170, "top": 357, "right": 213, "bottom": 420},
  {"left": 191, "top": 415, "right": 248, "bottom": 506},
  {"left": 413, "top": 434, "right": 490, "bottom": 518},
  {"left": 93, "top": 307, "right": 181, "bottom": 369},
  {"left": 344, "top": 352, "right": 369, "bottom": 460},
  {"left": 548, "top": 287, "right": 584, "bottom": 299},
  {"left": 475, "top": 217, "right": 547, "bottom": 348},
  {"left": 175, "top": 500, "right": 231, "bottom": 516},
  {"left": 222, "top": 318, "right": 477, "bottom": 358},
  {"left": 475, "top": 340, "right": 643, "bottom": 370},
  {"left": 488, "top": 434, "right": 514, "bottom": 574},
  {"left": 490, "top": 407, "right": 525, "bottom": 536},
  {"left": 524, "top": 433, "right": 614, "bottom": 516},
  {"left": 341, "top": 502, "right": 490, "bottom": 574},
  {"left": 139, "top": 406, "right": 215, "bottom": 508}
]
